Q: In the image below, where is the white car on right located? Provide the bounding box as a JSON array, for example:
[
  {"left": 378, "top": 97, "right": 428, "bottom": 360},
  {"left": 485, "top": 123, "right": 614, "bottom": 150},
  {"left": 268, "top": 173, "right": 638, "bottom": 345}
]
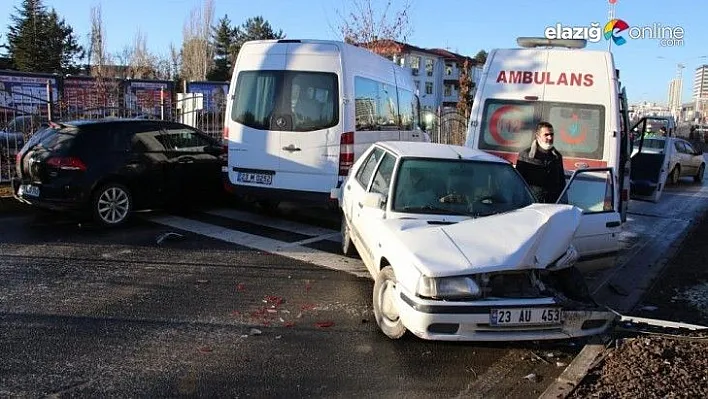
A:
[{"left": 632, "top": 136, "right": 705, "bottom": 184}]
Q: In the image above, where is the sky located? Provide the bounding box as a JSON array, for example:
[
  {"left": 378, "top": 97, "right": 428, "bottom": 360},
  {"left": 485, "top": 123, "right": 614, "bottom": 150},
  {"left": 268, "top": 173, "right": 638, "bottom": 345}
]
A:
[{"left": 1, "top": 0, "right": 706, "bottom": 105}]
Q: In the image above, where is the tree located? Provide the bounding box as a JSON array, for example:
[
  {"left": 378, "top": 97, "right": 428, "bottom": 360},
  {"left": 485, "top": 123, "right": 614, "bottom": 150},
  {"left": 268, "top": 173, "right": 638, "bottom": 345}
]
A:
[
  {"left": 180, "top": 0, "right": 215, "bottom": 82},
  {"left": 473, "top": 50, "right": 487, "bottom": 66},
  {"left": 333, "top": 0, "right": 413, "bottom": 57},
  {"left": 230, "top": 16, "right": 285, "bottom": 62},
  {"left": 5, "top": 0, "right": 84, "bottom": 74},
  {"left": 207, "top": 14, "right": 237, "bottom": 81},
  {"left": 457, "top": 59, "right": 475, "bottom": 119}
]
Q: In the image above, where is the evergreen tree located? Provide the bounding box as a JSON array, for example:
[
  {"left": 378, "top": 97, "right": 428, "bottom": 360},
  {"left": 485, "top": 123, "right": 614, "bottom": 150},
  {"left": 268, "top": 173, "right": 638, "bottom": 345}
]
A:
[
  {"left": 207, "top": 14, "right": 238, "bottom": 81},
  {"left": 473, "top": 50, "right": 487, "bottom": 66},
  {"left": 5, "top": 0, "right": 84, "bottom": 74},
  {"left": 231, "top": 16, "right": 285, "bottom": 61}
]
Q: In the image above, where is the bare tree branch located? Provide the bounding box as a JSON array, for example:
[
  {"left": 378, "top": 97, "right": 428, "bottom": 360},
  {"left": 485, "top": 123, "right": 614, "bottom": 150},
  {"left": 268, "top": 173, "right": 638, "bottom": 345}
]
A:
[
  {"left": 180, "top": 0, "right": 215, "bottom": 82},
  {"left": 334, "top": 0, "right": 413, "bottom": 56}
]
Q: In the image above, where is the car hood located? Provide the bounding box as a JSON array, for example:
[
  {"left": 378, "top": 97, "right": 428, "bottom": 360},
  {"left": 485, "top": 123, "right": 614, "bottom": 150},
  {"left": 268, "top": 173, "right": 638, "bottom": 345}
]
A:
[{"left": 389, "top": 204, "right": 583, "bottom": 277}]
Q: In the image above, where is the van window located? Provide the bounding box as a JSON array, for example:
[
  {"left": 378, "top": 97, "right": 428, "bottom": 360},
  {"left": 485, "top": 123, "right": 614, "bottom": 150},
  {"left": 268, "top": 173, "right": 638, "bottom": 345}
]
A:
[
  {"left": 479, "top": 99, "right": 606, "bottom": 160},
  {"left": 397, "top": 88, "right": 420, "bottom": 130},
  {"left": 232, "top": 70, "right": 338, "bottom": 132},
  {"left": 355, "top": 76, "right": 399, "bottom": 131}
]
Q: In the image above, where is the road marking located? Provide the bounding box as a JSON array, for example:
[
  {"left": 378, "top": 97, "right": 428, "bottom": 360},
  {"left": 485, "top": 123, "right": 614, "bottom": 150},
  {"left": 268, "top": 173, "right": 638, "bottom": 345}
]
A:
[
  {"left": 204, "top": 208, "right": 340, "bottom": 240},
  {"left": 145, "top": 215, "right": 369, "bottom": 278}
]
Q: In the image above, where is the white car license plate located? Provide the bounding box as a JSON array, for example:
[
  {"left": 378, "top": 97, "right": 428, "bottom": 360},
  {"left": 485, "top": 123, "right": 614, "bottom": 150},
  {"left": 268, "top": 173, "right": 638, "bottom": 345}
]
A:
[
  {"left": 237, "top": 172, "right": 273, "bottom": 185},
  {"left": 490, "top": 308, "right": 562, "bottom": 326},
  {"left": 19, "top": 184, "right": 40, "bottom": 198}
]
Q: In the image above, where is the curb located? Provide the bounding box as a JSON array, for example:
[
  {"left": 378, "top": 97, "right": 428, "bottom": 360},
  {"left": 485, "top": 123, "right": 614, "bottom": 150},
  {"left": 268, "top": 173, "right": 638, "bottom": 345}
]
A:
[{"left": 538, "top": 210, "right": 705, "bottom": 399}]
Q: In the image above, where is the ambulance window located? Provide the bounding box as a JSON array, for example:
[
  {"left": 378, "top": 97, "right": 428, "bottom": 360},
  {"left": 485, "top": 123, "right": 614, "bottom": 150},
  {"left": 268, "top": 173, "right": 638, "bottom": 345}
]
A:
[
  {"left": 544, "top": 103, "right": 605, "bottom": 160},
  {"left": 478, "top": 100, "right": 536, "bottom": 153}
]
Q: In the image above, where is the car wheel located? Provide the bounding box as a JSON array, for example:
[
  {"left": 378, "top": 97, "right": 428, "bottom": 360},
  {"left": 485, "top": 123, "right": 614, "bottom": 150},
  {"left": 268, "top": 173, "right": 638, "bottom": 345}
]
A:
[
  {"left": 695, "top": 164, "right": 705, "bottom": 183},
  {"left": 92, "top": 183, "right": 132, "bottom": 227},
  {"left": 670, "top": 165, "right": 681, "bottom": 185},
  {"left": 373, "top": 266, "right": 407, "bottom": 339},
  {"left": 341, "top": 215, "right": 356, "bottom": 256}
]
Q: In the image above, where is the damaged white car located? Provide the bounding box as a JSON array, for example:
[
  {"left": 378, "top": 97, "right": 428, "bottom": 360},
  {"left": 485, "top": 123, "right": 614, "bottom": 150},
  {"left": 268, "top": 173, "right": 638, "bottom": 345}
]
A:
[{"left": 338, "top": 141, "right": 618, "bottom": 341}]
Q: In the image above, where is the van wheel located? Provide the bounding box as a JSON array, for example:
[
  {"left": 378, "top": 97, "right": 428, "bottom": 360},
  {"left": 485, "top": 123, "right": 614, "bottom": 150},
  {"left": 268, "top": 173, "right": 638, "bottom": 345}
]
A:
[
  {"left": 670, "top": 166, "right": 681, "bottom": 185},
  {"left": 92, "top": 183, "right": 132, "bottom": 227},
  {"left": 373, "top": 266, "right": 407, "bottom": 339},
  {"left": 341, "top": 216, "right": 356, "bottom": 256},
  {"left": 695, "top": 164, "right": 705, "bottom": 183}
]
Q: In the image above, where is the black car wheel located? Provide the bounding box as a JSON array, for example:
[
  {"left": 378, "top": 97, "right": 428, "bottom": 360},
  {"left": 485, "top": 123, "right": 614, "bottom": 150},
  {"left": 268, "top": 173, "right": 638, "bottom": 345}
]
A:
[
  {"left": 670, "top": 165, "right": 681, "bottom": 185},
  {"left": 92, "top": 183, "right": 132, "bottom": 227}
]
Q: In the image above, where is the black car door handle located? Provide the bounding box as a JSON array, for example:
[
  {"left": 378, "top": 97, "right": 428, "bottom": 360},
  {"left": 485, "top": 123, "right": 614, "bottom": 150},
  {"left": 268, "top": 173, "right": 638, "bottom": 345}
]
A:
[
  {"left": 282, "top": 145, "right": 301, "bottom": 152},
  {"left": 178, "top": 157, "right": 195, "bottom": 163},
  {"left": 606, "top": 221, "right": 621, "bottom": 228}
]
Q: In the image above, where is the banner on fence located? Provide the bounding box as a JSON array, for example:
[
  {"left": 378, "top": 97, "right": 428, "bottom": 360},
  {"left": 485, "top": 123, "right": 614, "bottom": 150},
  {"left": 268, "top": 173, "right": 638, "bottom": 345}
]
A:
[
  {"left": 185, "top": 81, "right": 228, "bottom": 112},
  {"left": 63, "top": 76, "right": 122, "bottom": 115},
  {"left": 124, "top": 80, "right": 174, "bottom": 117},
  {"left": 0, "top": 71, "right": 59, "bottom": 115}
]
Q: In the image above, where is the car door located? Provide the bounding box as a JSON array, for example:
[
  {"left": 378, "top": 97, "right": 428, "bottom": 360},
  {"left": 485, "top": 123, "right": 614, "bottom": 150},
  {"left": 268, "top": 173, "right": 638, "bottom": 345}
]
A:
[
  {"left": 557, "top": 167, "right": 621, "bottom": 259},
  {"left": 677, "top": 140, "right": 699, "bottom": 175},
  {"left": 629, "top": 120, "right": 671, "bottom": 203},
  {"left": 160, "top": 123, "right": 223, "bottom": 198},
  {"left": 344, "top": 146, "right": 386, "bottom": 265},
  {"left": 355, "top": 151, "right": 397, "bottom": 266},
  {"left": 682, "top": 141, "right": 704, "bottom": 174},
  {"left": 121, "top": 122, "right": 170, "bottom": 206}
]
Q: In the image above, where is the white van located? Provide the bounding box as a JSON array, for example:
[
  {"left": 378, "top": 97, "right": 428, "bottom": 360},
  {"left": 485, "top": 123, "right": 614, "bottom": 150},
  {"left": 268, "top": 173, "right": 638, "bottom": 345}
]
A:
[
  {"left": 465, "top": 37, "right": 632, "bottom": 262},
  {"left": 224, "top": 39, "right": 427, "bottom": 209}
]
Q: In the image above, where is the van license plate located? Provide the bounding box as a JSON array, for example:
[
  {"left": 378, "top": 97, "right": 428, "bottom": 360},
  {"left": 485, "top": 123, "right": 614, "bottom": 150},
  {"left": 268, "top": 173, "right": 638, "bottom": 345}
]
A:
[
  {"left": 237, "top": 172, "right": 273, "bottom": 185},
  {"left": 490, "top": 308, "right": 562, "bottom": 326},
  {"left": 19, "top": 184, "right": 40, "bottom": 197}
]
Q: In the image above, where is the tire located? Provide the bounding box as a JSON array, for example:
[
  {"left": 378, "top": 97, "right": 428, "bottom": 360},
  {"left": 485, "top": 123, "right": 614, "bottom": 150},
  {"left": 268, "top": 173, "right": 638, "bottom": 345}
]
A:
[
  {"left": 373, "top": 266, "right": 407, "bottom": 339},
  {"left": 341, "top": 215, "right": 356, "bottom": 256},
  {"left": 92, "top": 183, "right": 132, "bottom": 227},
  {"left": 695, "top": 163, "right": 705, "bottom": 183},
  {"left": 670, "top": 165, "right": 681, "bottom": 185}
]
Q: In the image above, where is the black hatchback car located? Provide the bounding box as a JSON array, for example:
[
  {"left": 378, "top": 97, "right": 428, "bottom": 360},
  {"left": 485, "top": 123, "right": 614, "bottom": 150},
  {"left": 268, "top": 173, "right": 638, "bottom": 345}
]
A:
[{"left": 13, "top": 119, "right": 226, "bottom": 226}]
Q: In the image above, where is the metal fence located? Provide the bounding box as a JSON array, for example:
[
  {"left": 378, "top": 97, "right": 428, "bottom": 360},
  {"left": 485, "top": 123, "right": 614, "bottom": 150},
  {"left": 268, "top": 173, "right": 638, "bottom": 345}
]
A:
[{"left": 425, "top": 109, "right": 469, "bottom": 145}]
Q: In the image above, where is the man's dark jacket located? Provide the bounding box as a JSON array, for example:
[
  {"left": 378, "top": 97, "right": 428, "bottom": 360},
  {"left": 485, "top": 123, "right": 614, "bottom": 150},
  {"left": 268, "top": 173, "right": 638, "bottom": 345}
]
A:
[{"left": 515, "top": 140, "right": 567, "bottom": 203}]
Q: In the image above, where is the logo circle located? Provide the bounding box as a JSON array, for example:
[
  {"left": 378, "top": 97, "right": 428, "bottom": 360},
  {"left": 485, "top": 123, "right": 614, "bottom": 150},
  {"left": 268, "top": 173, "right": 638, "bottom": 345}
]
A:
[
  {"left": 604, "top": 19, "right": 629, "bottom": 46},
  {"left": 489, "top": 105, "right": 523, "bottom": 146}
]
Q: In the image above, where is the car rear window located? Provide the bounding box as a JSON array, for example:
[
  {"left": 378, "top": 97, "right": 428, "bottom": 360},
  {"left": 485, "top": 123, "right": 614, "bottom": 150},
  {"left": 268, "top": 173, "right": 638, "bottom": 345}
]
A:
[
  {"left": 478, "top": 99, "right": 605, "bottom": 160},
  {"left": 36, "top": 126, "right": 80, "bottom": 153},
  {"left": 231, "top": 70, "right": 339, "bottom": 132}
]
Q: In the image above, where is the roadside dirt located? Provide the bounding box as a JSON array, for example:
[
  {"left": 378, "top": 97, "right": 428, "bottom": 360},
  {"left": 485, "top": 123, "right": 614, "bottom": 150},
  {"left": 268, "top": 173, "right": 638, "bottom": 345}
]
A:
[{"left": 569, "top": 212, "right": 708, "bottom": 398}]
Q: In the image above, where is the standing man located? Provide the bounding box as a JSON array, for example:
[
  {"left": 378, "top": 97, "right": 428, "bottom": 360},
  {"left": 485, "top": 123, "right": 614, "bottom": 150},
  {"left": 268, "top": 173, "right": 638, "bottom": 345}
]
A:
[{"left": 515, "top": 121, "right": 567, "bottom": 203}]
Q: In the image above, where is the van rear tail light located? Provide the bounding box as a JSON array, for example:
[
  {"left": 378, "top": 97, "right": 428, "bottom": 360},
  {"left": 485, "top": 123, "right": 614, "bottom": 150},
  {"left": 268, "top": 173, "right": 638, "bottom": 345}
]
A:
[
  {"left": 47, "top": 156, "right": 87, "bottom": 171},
  {"left": 603, "top": 174, "right": 614, "bottom": 211},
  {"left": 222, "top": 126, "right": 229, "bottom": 153},
  {"left": 339, "top": 131, "right": 354, "bottom": 177},
  {"left": 621, "top": 188, "right": 628, "bottom": 202}
]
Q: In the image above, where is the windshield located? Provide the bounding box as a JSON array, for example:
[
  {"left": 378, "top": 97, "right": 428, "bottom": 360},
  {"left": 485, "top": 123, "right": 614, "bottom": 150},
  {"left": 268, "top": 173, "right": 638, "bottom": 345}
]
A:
[
  {"left": 478, "top": 99, "right": 605, "bottom": 160},
  {"left": 231, "top": 70, "right": 339, "bottom": 132},
  {"left": 392, "top": 158, "right": 535, "bottom": 217}
]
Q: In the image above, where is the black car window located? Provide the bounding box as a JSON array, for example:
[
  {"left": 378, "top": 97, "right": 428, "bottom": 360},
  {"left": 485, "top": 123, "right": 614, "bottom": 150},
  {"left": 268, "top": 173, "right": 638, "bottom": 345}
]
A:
[
  {"left": 130, "top": 125, "right": 168, "bottom": 153},
  {"left": 355, "top": 147, "right": 384, "bottom": 189},
  {"left": 38, "top": 126, "right": 79, "bottom": 153},
  {"left": 159, "top": 126, "right": 213, "bottom": 151}
]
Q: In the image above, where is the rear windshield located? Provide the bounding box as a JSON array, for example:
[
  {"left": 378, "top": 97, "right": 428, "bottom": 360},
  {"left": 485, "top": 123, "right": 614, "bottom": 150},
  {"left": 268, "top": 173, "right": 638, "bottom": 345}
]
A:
[
  {"left": 35, "top": 126, "right": 79, "bottom": 153},
  {"left": 478, "top": 99, "right": 606, "bottom": 160},
  {"left": 231, "top": 70, "right": 339, "bottom": 132}
]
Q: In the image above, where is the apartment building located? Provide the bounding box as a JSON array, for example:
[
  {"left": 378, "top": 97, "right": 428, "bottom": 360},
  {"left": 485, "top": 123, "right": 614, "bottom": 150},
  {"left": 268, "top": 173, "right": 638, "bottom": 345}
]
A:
[{"left": 361, "top": 40, "right": 482, "bottom": 116}]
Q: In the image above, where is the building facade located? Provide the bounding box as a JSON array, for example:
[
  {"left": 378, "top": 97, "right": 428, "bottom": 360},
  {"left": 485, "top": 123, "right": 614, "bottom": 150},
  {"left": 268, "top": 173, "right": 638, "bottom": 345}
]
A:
[
  {"left": 360, "top": 40, "right": 483, "bottom": 117},
  {"left": 692, "top": 65, "right": 708, "bottom": 123},
  {"left": 667, "top": 77, "right": 682, "bottom": 121}
]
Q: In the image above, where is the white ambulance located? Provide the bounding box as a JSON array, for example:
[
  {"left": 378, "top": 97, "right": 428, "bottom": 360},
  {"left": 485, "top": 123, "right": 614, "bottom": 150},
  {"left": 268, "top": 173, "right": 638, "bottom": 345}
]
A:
[
  {"left": 465, "top": 37, "right": 632, "bottom": 263},
  {"left": 223, "top": 39, "right": 427, "bottom": 210}
]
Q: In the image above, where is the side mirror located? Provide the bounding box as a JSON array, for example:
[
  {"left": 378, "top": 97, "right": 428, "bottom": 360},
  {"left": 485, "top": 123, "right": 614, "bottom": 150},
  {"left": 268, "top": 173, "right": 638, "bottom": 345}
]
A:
[{"left": 363, "top": 192, "right": 386, "bottom": 209}]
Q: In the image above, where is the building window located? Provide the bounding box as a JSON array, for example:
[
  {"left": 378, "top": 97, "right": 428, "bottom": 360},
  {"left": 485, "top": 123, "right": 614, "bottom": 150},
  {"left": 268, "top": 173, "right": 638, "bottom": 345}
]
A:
[
  {"left": 425, "top": 82, "right": 433, "bottom": 95},
  {"left": 413, "top": 80, "right": 420, "bottom": 90},
  {"left": 445, "top": 63, "right": 453, "bottom": 75},
  {"left": 444, "top": 84, "right": 453, "bottom": 97},
  {"left": 411, "top": 56, "right": 420, "bottom": 76},
  {"left": 425, "top": 58, "right": 434, "bottom": 77}
]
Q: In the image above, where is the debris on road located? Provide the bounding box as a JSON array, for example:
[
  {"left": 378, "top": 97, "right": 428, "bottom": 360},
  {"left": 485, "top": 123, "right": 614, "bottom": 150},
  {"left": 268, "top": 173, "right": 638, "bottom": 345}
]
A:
[{"left": 155, "top": 231, "right": 184, "bottom": 245}]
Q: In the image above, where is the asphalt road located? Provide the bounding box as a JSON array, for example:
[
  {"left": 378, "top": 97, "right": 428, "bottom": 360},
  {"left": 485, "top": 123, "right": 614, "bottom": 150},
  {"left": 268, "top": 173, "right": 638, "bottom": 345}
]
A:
[{"left": 1, "top": 172, "right": 707, "bottom": 398}]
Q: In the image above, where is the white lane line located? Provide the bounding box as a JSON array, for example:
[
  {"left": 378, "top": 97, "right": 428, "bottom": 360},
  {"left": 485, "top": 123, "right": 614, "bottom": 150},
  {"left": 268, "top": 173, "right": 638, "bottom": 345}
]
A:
[
  {"left": 204, "top": 208, "right": 340, "bottom": 241},
  {"left": 146, "top": 215, "right": 369, "bottom": 278}
]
